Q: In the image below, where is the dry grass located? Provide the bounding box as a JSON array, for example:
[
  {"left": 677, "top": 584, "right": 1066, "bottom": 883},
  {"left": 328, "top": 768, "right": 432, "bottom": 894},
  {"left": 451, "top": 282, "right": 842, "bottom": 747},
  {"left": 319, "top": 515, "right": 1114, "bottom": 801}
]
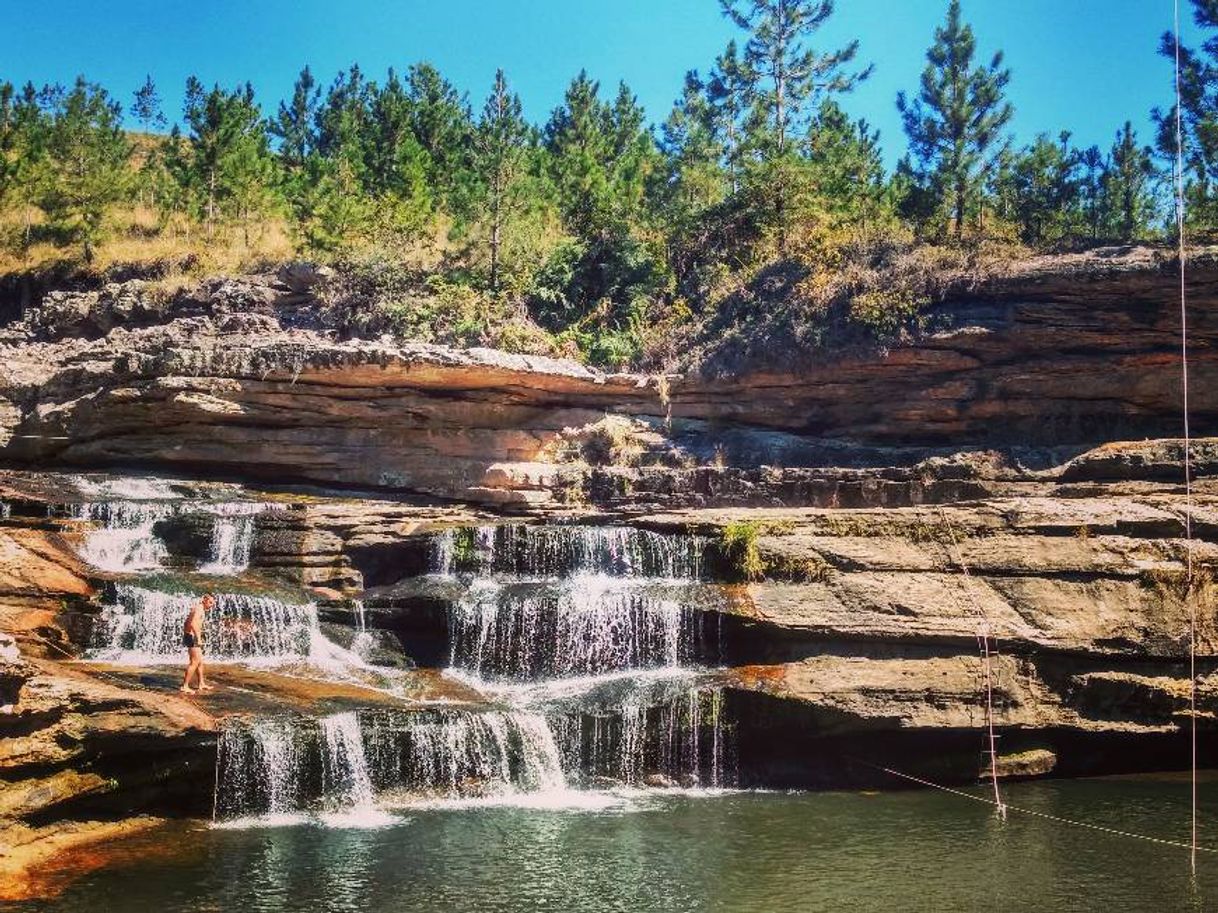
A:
[{"left": 0, "top": 205, "right": 296, "bottom": 279}]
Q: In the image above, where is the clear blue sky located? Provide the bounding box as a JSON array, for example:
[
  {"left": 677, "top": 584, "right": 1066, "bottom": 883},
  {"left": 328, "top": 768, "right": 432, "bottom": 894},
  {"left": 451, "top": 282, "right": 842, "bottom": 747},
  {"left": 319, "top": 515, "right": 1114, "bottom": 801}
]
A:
[{"left": 6, "top": 0, "right": 1194, "bottom": 168}]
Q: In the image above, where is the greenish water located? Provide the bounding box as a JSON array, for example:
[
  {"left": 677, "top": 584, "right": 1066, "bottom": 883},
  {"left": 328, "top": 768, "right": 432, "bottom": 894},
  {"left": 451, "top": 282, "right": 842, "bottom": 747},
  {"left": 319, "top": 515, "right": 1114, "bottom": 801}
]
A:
[{"left": 15, "top": 778, "right": 1218, "bottom": 913}]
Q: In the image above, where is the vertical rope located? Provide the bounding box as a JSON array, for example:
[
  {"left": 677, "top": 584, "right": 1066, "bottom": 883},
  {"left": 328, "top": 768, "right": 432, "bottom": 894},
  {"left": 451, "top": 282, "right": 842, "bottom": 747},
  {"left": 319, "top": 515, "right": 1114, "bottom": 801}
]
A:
[
  {"left": 1171, "top": 0, "right": 1197, "bottom": 875},
  {"left": 938, "top": 507, "right": 1006, "bottom": 818}
]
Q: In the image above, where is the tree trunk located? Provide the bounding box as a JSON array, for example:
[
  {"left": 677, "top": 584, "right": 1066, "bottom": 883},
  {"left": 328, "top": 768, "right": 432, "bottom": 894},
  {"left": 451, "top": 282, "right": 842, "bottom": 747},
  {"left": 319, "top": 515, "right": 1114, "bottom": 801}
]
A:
[
  {"left": 207, "top": 168, "right": 217, "bottom": 240},
  {"left": 954, "top": 181, "right": 966, "bottom": 242},
  {"left": 490, "top": 170, "right": 503, "bottom": 294}
]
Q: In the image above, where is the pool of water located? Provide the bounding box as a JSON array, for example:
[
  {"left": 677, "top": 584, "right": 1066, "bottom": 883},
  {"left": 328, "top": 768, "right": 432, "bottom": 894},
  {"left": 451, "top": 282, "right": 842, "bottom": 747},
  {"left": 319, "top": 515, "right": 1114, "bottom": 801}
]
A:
[{"left": 12, "top": 776, "right": 1218, "bottom": 913}]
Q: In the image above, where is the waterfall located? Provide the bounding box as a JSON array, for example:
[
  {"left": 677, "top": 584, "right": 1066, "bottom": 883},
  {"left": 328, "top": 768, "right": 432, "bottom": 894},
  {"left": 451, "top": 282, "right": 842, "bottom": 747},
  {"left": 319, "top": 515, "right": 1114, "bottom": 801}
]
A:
[
  {"left": 549, "top": 684, "right": 731, "bottom": 789},
  {"left": 214, "top": 708, "right": 574, "bottom": 822},
  {"left": 213, "top": 717, "right": 304, "bottom": 821},
  {"left": 449, "top": 575, "right": 702, "bottom": 681},
  {"left": 198, "top": 502, "right": 267, "bottom": 575},
  {"left": 71, "top": 501, "right": 176, "bottom": 573},
  {"left": 320, "top": 712, "right": 377, "bottom": 811},
  {"left": 350, "top": 600, "right": 373, "bottom": 659},
  {"left": 208, "top": 520, "right": 735, "bottom": 827},
  {"left": 66, "top": 478, "right": 268, "bottom": 576},
  {"left": 380, "top": 709, "right": 568, "bottom": 797},
  {"left": 430, "top": 529, "right": 456, "bottom": 576},
  {"left": 429, "top": 525, "right": 706, "bottom": 579},
  {"left": 91, "top": 585, "right": 317, "bottom": 662},
  {"left": 212, "top": 693, "right": 733, "bottom": 823}
]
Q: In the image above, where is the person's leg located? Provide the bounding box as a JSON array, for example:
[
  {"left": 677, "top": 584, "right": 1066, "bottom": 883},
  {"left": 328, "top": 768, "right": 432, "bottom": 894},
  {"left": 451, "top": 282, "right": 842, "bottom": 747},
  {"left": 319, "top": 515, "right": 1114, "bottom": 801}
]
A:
[
  {"left": 180, "top": 648, "right": 198, "bottom": 692},
  {"left": 196, "top": 649, "right": 213, "bottom": 691}
]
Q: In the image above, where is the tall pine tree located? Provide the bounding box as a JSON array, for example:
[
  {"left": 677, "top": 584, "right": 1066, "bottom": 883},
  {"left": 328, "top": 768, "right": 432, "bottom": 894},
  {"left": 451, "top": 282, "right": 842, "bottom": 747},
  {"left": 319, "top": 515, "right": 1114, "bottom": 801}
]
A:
[
  {"left": 180, "top": 77, "right": 278, "bottom": 241},
  {"left": 39, "top": 77, "right": 133, "bottom": 260},
  {"left": 1154, "top": 0, "right": 1218, "bottom": 229},
  {"left": 1105, "top": 121, "right": 1156, "bottom": 241},
  {"left": 475, "top": 69, "right": 530, "bottom": 293},
  {"left": 897, "top": 0, "right": 1012, "bottom": 240},
  {"left": 720, "top": 0, "right": 870, "bottom": 251}
]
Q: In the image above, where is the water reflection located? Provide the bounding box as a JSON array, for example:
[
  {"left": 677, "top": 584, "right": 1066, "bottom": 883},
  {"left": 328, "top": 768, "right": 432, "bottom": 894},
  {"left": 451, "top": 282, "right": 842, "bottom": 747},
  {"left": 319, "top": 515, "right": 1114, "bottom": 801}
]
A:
[{"left": 17, "top": 779, "right": 1218, "bottom": 913}]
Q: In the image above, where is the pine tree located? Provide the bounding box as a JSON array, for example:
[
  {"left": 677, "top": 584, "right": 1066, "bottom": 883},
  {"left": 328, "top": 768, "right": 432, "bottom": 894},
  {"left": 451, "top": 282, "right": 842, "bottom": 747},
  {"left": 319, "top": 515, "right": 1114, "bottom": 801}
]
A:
[
  {"left": 1105, "top": 121, "right": 1156, "bottom": 241},
  {"left": 720, "top": 0, "right": 870, "bottom": 252},
  {"left": 475, "top": 70, "right": 530, "bottom": 293},
  {"left": 994, "top": 132, "right": 1080, "bottom": 245},
  {"left": 660, "top": 71, "right": 729, "bottom": 218},
  {"left": 0, "top": 82, "right": 50, "bottom": 249},
  {"left": 180, "top": 77, "right": 278, "bottom": 241},
  {"left": 720, "top": 0, "right": 869, "bottom": 154},
  {"left": 1076, "top": 145, "right": 1106, "bottom": 241},
  {"left": 658, "top": 72, "right": 730, "bottom": 292},
  {"left": 39, "top": 77, "right": 133, "bottom": 260},
  {"left": 130, "top": 75, "right": 166, "bottom": 131},
  {"left": 544, "top": 71, "right": 615, "bottom": 236},
  {"left": 897, "top": 0, "right": 1012, "bottom": 240},
  {"left": 273, "top": 66, "right": 319, "bottom": 170},
  {"left": 407, "top": 63, "right": 474, "bottom": 212},
  {"left": 315, "top": 65, "right": 371, "bottom": 171},
  {"left": 706, "top": 41, "right": 751, "bottom": 194},
  {"left": 606, "top": 82, "right": 659, "bottom": 228},
  {"left": 365, "top": 68, "right": 431, "bottom": 219},
  {"left": 804, "top": 99, "right": 888, "bottom": 231},
  {"left": 1155, "top": 0, "right": 1218, "bottom": 229}
]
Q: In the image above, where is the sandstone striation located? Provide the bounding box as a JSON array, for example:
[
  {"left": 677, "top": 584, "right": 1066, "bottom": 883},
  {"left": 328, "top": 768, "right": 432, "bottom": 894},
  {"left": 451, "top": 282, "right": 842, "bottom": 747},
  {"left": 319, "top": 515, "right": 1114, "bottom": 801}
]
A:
[
  {"left": 1, "top": 247, "right": 1216, "bottom": 884},
  {"left": 0, "top": 247, "right": 1214, "bottom": 507}
]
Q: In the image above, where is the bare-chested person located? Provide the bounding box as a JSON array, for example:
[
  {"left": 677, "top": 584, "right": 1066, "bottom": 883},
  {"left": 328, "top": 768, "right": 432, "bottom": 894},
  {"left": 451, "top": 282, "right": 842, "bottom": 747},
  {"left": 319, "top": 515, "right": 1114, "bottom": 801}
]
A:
[{"left": 180, "top": 594, "right": 216, "bottom": 693}]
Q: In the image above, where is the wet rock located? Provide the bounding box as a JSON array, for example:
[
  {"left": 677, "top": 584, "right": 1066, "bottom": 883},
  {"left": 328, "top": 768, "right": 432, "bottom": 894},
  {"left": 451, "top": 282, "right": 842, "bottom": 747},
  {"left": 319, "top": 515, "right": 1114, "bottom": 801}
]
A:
[{"left": 993, "top": 748, "right": 1057, "bottom": 779}]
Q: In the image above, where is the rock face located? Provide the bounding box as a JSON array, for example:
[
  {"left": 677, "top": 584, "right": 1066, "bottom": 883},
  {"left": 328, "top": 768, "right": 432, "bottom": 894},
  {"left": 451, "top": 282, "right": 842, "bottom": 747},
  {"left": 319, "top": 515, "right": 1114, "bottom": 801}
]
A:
[
  {"left": 0, "top": 248, "right": 1215, "bottom": 886},
  {"left": 0, "top": 247, "right": 1214, "bottom": 507}
]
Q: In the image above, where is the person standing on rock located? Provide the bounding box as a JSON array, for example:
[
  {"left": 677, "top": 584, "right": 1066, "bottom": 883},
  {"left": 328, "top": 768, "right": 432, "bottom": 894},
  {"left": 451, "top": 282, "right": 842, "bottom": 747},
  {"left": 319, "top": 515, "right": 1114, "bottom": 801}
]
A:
[{"left": 180, "top": 594, "right": 215, "bottom": 693}]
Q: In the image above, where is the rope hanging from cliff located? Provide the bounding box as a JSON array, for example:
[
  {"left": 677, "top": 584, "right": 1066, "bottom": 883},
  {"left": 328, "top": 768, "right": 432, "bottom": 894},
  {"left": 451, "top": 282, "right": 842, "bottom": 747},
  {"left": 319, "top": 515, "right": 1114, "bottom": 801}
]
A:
[
  {"left": 936, "top": 506, "right": 1006, "bottom": 819},
  {"left": 1172, "top": 0, "right": 1199, "bottom": 875}
]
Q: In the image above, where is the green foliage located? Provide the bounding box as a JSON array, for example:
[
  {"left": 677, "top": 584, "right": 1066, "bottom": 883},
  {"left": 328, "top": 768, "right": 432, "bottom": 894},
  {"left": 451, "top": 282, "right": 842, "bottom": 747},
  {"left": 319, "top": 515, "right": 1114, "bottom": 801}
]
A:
[
  {"left": 475, "top": 69, "right": 531, "bottom": 293},
  {"left": 848, "top": 287, "right": 927, "bottom": 339},
  {"left": 180, "top": 77, "right": 279, "bottom": 240},
  {"left": 37, "top": 78, "right": 133, "bottom": 259},
  {"left": 719, "top": 0, "right": 872, "bottom": 253},
  {"left": 529, "top": 233, "right": 666, "bottom": 341},
  {"left": 1105, "top": 122, "right": 1158, "bottom": 241},
  {"left": 0, "top": 13, "right": 1184, "bottom": 366},
  {"left": 717, "top": 520, "right": 766, "bottom": 581},
  {"left": 130, "top": 75, "right": 166, "bottom": 131},
  {"left": 897, "top": 0, "right": 1013, "bottom": 240},
  {"left": 1156, "top": 0, "right": 1218, "bottom": 231}
]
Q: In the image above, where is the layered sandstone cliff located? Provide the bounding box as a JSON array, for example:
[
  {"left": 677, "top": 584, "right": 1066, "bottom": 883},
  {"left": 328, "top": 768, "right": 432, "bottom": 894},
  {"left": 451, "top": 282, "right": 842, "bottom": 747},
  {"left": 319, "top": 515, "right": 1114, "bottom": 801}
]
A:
[{"left": 0, "top": 247, "right": 1214, "bottom": 889}]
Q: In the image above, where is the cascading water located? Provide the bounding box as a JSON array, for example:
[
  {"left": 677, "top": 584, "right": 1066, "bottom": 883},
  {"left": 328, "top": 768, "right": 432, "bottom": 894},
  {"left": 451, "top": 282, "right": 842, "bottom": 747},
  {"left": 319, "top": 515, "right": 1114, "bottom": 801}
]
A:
[
  {"left": 211, "top": 692, "right": 733, "bottom": 823},
  {"left": 438, "top": 526, "right": 712, "bottom": 682},
  {"left": 70, "top": 500, "right": 177, "bottom": 573},
  {"left": 432, "top": 524, "right": 734, "bottom": 793},
  {"left": 320, "top": 711, "right": 378, "bottom": 812},
  {"left": 349, "top": 600, "right": 373, "bottom": 659},
  {"left": 449, "top": 576, "right": 702, "bottom": 680},
  {"left": 550, "top": 683, "right": 730, "bottom": 789},
  {"left": 214, "top": 708, "right": 575, "bottom": 821},
  {"left": 198, "top": 502, "right": 268, "bottom": 575},
  {"left": 65, "top": 474, "right": 269, "bottom": 577},
  {"left": 213, "top": 717, "right": 305, "bottom": 821},
  {"left": 65, "top": 476, "right": 181, "bottom": 573},
  {"left": 431, "top": 524, "right": 706, "bottom": 579},
  {"left": 210, "top": 522, "right": 735, "bottom": 827},
  {"left": 91, "top": 584, "right": 317, "bottom": 662}
]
